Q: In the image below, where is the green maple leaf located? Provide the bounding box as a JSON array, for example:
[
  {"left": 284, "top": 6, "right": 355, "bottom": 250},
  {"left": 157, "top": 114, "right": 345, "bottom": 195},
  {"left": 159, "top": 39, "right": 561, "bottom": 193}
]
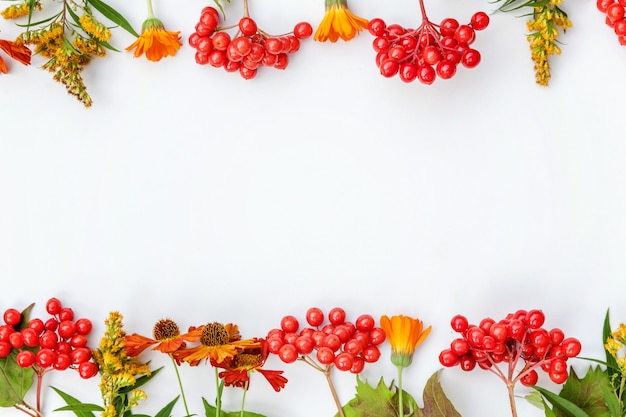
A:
[
  {"left": 338, "top": 371, "right": 460, "bottom": 417},
  {"left": 554, "top": 367, "right": 611, "bottom": 417}
]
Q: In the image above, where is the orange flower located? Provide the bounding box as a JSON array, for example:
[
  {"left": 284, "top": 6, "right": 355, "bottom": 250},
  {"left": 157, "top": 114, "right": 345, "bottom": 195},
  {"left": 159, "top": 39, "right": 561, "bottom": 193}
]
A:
[
  {"left": 380, "top": 314, "right": 431, "bottom": 368},
  {"left": 126, "top": 18, "right": 181, "bottom": 61},
  {"left": 125, "top": 318, "right": 202, "bottom": 357},
  {"left": 314, "top": 0, "right": 368, "bottom": 42},
  {"left": 216, "top": 338, "right": 288, "bottom": 392},
  {"left": 0, "top": 39, "right": 31, "bottom": 74},
  {"left": 175, "top": 322, "right": 260, "bottom": 366}
]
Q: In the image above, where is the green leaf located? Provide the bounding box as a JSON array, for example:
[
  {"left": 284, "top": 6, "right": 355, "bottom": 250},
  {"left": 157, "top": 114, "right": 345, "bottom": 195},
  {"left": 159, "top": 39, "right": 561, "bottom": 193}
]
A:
[
  {"left": 554, "top": 367, "right": 610, "bottom": 417},
  {"left": 87, "top": 0, "right": 139, "bottom": 37},
  {"left": 600, "top": 384, "right": 620, "bottom": 417},
  {"left": 16, "top": 303, "right": 35, "bottom": 331},
  {"left": 0, "top": 350, "right": 34, "bottom": 407},
  {"left": 54, "top": 404, "right": 105, "bottom": 412},
  {"left": 51, "top": 386, "right": 99, "bottom": 417},
  {"left": 534, "top": 386, "right": 590, "bottom": 417},
  {"left": 421, "top": 371, "right": 461, "bottom": 417},
  {"left": 201, "top": 398, "right": 265, "bottom": 417},
  {"left": 154, "top": 396, "right": 179, "bottom": 417}
]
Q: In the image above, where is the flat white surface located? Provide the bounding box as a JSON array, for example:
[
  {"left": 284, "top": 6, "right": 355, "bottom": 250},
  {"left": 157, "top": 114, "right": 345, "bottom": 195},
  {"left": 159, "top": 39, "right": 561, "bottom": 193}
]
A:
[{"left": 1, "top": 0, "right": 626, "bottom": 416}]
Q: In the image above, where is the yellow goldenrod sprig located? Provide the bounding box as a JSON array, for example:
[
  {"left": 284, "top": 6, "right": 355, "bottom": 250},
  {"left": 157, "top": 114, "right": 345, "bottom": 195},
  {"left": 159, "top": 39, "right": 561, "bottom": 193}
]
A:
[{"left": 93, "top": 311, "right": 153, "bottom": 417}]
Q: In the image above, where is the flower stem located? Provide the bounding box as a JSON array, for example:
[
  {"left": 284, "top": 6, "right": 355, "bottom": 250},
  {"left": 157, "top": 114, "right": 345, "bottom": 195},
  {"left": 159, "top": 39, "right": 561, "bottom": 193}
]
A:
[
  {"left": 36, "top": 371, "right": 43, "bottom": 414},
  {"left": 146, "top": 0, "right": 155, "bottom": 19},
  {"left": 397, "top": 366, "right": 404, "bottom": 417},
  {"left": 240, "top": 379, "right": 249, "bottom": 417},
  {"left": 169, "top": 354, "right": 192, "bottom": 417},
  {"left": 214, "top": 367, "right": 223, "bottom": 417},
  {"left": 324, "top": 367, "right": 345, "bottom": 417}
]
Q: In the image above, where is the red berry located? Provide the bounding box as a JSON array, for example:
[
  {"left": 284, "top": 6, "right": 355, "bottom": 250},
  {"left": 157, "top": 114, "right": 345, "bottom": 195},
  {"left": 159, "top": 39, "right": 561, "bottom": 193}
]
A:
[
  {"left": 239, "top": 17, "right": 257, "bottom": 36},
  {"left": 78, "top": 361, "right": 99, "bottom": 379},
  {"left": 74, "top": 318, "right": 93, "bottom": 335},
  {"left": 58, "top": 308, "right": 74, "bottom": 322},
  {"left": 16, "top": 350, "right": 35, "bottom": 368},
  {"left": 293, "top": 22, "right": 313, "bottom": 39},
  {"left": 294, "top": 335, "right": 315, "bottom": 355},
  {"left": 36, "top": 349, "right": 57, "bottom": 368},
  {"left": 470, "top": 11, "right": 490, "bottom": 30},
  {"left": 281, "top": 316, "right": 299, "bottom": 333},
  {"left": 334, "top": 352, "right": 354, "bottom": 371},
  {"left": 4, "top": 309, "right": 21, "bottom": 326},
  {"left": 368, "top": 18, "right": 386, "bottom": 36},
  {"left": 278, "top": 344, "right": 298, "bottom": 363},
  {"left": 316, "top": 347, "right": 335, "bottom": 365},
  {"left": 46, "top": 298, "right": 62, "bottom": 315},
  {"left": 520, "top": 370, "right": 539, "bottom": 386},
  {"left": 58, "top": 320, "right": 76, "bottom": 339},
  {"left": 0, "top": 341, "right": 11, "bottom": 357},
  {"left": 439, "top": 349, "right": 459, "bottom": 367},
  {"left": 361, "top": 345, "right": 381, "bottom": 363},
  {"left": 561, "top": 338, "right": 582, "bottom": 358},
  {"left": 450, "top": 315, "right": 469, "bottom": 333}
]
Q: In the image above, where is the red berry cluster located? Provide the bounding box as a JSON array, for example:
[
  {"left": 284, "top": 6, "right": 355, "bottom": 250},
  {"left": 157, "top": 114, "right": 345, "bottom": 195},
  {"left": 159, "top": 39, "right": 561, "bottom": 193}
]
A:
[
  {"left": 368, "top": 11, "right": 489, "bottom": 84},
  {"left": 266, "top": 307, "right": 386, "bottom": 374},
  {"left": 598, "top": 0, "right": 626, "bottom": 45},
  {"left": 438, "top": 309, "right": 582, "bottom": 385},
  {"left": 0, "top": 298, "right": 99, "bottom": 379},
  {"left": 189, "top": 7, "right": 313, "bottom": 79}
]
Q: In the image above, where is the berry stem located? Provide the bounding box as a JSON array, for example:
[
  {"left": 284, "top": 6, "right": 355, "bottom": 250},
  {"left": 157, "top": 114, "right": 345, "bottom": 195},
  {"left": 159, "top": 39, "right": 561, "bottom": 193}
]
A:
[
  {"left": 323, "top": 366, "right": 345, "bottom": 417},
  {"left": 13, "top": 402, "right": 42, "bottom": 417},
  {"left": 168, "top": 353, "right": 192, "bottom": 417},
  {"left": 506, "top": 382, "right": 518, "bottom": 417},
  {"left": 418, "top": 0, "right": 429, "bottom": 23},
  {"left": 35, "top": 370, "right": 43, "bottom": 415},
  {"left": 243, "top": 0, "right": 250, "bottom": 18}
]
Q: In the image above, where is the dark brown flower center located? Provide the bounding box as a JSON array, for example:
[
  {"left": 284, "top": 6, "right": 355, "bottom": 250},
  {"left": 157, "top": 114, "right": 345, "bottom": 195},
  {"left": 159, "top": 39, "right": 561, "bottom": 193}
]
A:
[
  {"left": 153, "top": 318, "right": 180, "bottom": 341},
  {"left": 234, "top": 353, "right": 262, "bottom": 368},
  {"left": 201, "top": 322, "right": 229, "bottom": 346}
]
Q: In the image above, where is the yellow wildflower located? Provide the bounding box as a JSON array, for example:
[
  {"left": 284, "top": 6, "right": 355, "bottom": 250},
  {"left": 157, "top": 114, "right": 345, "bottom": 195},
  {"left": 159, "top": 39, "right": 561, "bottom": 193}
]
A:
[
  {"left": 79, "top": 14, "right": 111, "bottom": 42},
  {"left": 1, "top": 1, "right": 41, "bottom": 19}
]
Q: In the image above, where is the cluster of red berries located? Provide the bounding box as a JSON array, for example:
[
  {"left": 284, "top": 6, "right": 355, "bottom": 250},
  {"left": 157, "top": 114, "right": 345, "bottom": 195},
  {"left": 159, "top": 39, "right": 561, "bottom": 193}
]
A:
[
  {"left": 266, "top": 307, "right": 386, "bottom": 374},
  {"left": 189, "top": 7, "right": 313, "bottom": 79},
  {"left": 368, "top": 12, "right": 489, "bottom": 84},
  {"left": 0, "top": 298, "right": 99, "bottom": 379},
  {"left": 438, "top": 309, "right": 582, "bottom": 385},
  {"left": 598, "top": 0, "right": 626, "bottom": 45}
]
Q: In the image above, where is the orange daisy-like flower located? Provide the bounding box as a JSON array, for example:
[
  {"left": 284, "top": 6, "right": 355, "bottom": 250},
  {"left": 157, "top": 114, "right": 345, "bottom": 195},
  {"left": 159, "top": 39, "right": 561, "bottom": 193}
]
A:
[
  {"left": 215, "top": 338, "right": 288, "bottom": 392},
  {"left": 0, "top": 39, "right": 31, "bottom": 74},
  {"left": 314, "top": 0, "right": 368, "bottom": 42},
  {"left": 125, "top": 318, "right": 202, "bottom": 357},
  {"left": 176, "top": 322, "right": 260, "bottom": 366},
  {"left": 126, "top": 17, "right": 181, "bottom": 62},
  {"left": 380, "top": 314, "right": 431, "bottom": 368}
]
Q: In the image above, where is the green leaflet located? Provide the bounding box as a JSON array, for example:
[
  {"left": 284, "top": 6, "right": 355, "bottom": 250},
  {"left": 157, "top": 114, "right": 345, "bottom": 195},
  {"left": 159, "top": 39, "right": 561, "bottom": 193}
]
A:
[
  {"left": 533, "top": 386, "right": 590, "bottom": 417},
  {"left": 87, "top": 0, "right": 139, "bottom": 37},
  {"left": 0, "top": 350, "right": 35, "bottom": 408},
  {"left": 338, "top": 372, "right": 460, "bottom": 417},
  {"left": 555, "top": 367, "right": 611, "bottom": 417},
  {"left": 202, "top": 397, "right": 267, "bottom": 417},
  {"left": 154, "top": 396, "right": 179, "bottom": 417}
]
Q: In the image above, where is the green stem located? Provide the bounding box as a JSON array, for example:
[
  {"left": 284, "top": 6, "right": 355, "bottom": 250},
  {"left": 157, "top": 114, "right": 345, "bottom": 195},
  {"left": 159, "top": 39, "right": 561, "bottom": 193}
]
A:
[
  {"left": 169, "top": 354, "right": 192, "bottom": 417},
  {"left": 240, "top": 378, "right": 249, "bottom": 417},
  {"left": 215, "top": 367, "right": 223, "bottom": 417},
  {"left": 146, "top": 0, "right": 155, "bottom": 19},
  {"left": 397, "top": 366, "right": 404, "bottom": 417}
]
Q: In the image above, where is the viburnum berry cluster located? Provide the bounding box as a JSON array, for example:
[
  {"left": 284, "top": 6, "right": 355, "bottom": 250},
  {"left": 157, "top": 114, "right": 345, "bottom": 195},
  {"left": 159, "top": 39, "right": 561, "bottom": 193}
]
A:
[
  {"left": 266, "top": 307, "right": 386, "bottom": 417},
  {"left": 598, "top": 0, "right": 626, "bottom": 45},
  {"left": 0, "top": 298, "right": 99, "bottom": 416},
  {"left": 368, "top": 5, "right": 489, "bottom": 84},
  {"left": 438, "top": 309, "right": 581, "bottom": 417},
  {"left": 189, "top": 3, "right": 313, "bottom": 79}
]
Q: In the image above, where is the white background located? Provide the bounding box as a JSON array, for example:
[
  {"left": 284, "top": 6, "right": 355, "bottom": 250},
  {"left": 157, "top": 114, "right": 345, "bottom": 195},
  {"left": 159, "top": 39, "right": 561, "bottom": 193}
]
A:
[{"left": 2, "top": 0, "right": 626, "bottom": 415}]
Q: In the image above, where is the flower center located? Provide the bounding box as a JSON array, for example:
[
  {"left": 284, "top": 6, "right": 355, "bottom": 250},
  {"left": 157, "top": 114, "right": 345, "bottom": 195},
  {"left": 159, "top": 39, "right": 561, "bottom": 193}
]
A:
[
  {"left": 152, "top": 318, "right": 180, "bottom": 341},
  {"left": 201, "top": 322, "right": 229, "bottom": 346},
  {"left": 234, "top": 353, "right": 262, "bottom": 368}
]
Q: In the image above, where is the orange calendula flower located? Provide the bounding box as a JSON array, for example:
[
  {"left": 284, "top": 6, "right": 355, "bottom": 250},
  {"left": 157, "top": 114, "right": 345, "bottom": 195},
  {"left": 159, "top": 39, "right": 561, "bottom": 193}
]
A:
[
  {"left": 380, "top": 314, "right": 431, "bottom": 368},
  {"left": 125, "top": 318, "right": 202, "bottom": 357},
  {"left": 0, "top": 39, "right": 31, "bottom": 74},
  {"left": 176, "top": 322, "right": 260, "bottom": 366},
  {"left": 314, "top": 0, "right": 368, "bottom": 42},
  {"left": 126, "top": 17, "right": 181, "bottom": 61},
  {"left": 215, "top": 338, "right": 288, "bottom": 392}
]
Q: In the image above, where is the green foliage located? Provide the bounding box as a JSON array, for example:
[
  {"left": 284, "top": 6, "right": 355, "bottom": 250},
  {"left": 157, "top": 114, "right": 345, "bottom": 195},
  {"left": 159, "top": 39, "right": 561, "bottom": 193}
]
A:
[
  {"left": 0, "top": 350, "right": 35, "bottom": 408},
  {"left": 202, "top": 397, "right": 267, "bottom": 417},
  {"left": 86, "top": 0, "right": 139, "bottom": 37},
  {"left": 338, "top": 371, "right": 460, "bottom": 417}
]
